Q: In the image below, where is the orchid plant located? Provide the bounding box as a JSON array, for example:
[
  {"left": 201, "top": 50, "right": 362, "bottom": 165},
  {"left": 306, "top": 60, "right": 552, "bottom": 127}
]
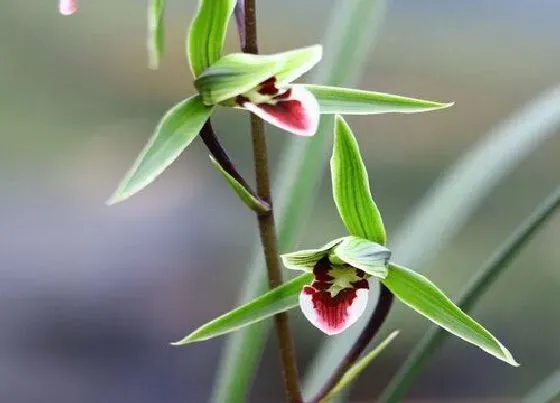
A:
[
  {"left": 177, "top": 116, "right": 518, "bottom": 368},
  {"left": 59, "top": 0, "right": 519, "bottom": 401},
  {"left": 104, "top": 0, "right": 451, "bottom": 205}
]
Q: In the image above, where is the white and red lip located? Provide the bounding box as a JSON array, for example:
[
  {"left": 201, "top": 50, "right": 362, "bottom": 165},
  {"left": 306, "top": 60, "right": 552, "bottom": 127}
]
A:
[
  {"left": 299, "top": 258, "right": 369, "bottom": 335},
  {"left": 237, "top": 77, "right": 320, "bottom": 137},
  {"left": 59, "top": 0, "right": 78, "bottom": 15}
]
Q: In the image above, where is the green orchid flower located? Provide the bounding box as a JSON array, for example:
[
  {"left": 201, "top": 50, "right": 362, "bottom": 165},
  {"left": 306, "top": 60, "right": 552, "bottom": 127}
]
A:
[{"left": 103, "top": 0, "right": 451, "bottom": 204}]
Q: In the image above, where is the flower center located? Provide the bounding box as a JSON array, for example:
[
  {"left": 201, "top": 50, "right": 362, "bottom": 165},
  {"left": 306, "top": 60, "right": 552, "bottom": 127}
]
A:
[
  {"left": 310, "top": 257, "right": 369, "bottom": 297},
  {"left": 299, "top": 257, "right": 370, "bottom": 335},
  {"left": 236, "top": 77, "right": 290, "bottom": 106}
]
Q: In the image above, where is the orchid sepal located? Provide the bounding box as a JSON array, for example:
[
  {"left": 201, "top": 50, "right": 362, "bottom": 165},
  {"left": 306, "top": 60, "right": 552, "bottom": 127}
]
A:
[
  {"left": 281, "top": 236, "right": 390, "bottom": 277},
  {"left": 194, "top": 45, "right": 322, "bottom": 106}
]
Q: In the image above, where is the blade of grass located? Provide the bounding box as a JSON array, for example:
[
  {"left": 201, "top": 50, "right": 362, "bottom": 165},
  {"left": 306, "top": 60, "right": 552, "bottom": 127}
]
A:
[
  {"left": 302, "top": 84, "right": 560, "bottom": 399},
  {"left": 523, "top": 369, "right": 560, "bottom": 403},
  {"left": 379, "top": 185, "right": 560, "bottom": 402},
  {"left": 211, "top": 1, "right": 389, "bottom": 401},
  {"left": 391, "top": 84, "right": 560, "bottom": 267},
  {"left": 321, "top": 331, "right": 400, "bottom": 402}
]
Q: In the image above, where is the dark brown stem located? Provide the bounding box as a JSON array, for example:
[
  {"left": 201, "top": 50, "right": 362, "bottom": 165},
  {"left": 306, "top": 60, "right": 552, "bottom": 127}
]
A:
[
  {"left": 200, "top": 120, "right": 267, "bottom": 208},
  {"left": 310, "top": 284, "right": 394, "bottom": 403},
  {"left": 243, "top": 1, "right": 302, "bottom": 402}
]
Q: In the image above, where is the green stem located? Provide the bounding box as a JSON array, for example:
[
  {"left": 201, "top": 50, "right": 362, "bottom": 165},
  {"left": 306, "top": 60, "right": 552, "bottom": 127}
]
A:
[
  {"left": 243, "top": 1, "right": 302, "bottom": 401},
  {"left": 212, "top": 2, "right": 388, "bottom": 401},
  {"left": 379, "top": 185, "right": 560, "bottom": 403}
]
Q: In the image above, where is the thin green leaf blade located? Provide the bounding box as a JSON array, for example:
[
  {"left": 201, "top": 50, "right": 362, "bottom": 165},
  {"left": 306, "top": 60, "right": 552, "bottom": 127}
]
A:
[
  {"left": 331, "top": 115, "right": 386, "bottom": 245},
  {"left": 108, "top": 96, "right": 213, "bottom": 204},
  {"left": 187, "top": 0, "right": 237, "bottom": 78},
  {"left": 305, "top": 85, "right": 453, "bottom": 115},
  {"left": 322, "top": 331, "right": 399, "bottom": 402},
  {"left": 332, "top": 236, "right": 390, "bottom": 278},
  {"left": 173, "top": 273, "right": 312, "bottom": 344},
  {"left": 147, "top": 0, "right": 166, "bottom": 69},
  {"left": 383, "top": 263, "right": 518, "bottom": 366},
  {"left": 195, "top": 45, "right": 322, "bottom": 105},
  {"left": 209, "top": 156, "right": 269, "bottom": 214}
]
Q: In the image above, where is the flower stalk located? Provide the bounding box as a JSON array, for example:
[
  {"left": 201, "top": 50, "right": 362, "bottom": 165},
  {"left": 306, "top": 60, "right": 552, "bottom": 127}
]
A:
[
  {"left": 199, "top": 120, "right": 269, "bottom": 211},
  {"left": 242, "top": 1, "right": 302, "bottom": 401}
]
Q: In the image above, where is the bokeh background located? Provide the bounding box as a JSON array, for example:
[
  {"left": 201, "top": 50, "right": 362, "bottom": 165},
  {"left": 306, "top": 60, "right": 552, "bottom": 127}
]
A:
[{"left": 1, "top": 1, "right": 559, "bottom": 402}]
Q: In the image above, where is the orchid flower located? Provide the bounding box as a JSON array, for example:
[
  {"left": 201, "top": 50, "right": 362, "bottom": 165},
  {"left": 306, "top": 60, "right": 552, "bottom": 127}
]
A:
[
  {"left": 193, "top": 46, "right": 322, "bottom": 137},
  {"left": 282, "top": 237, "right": 390, "bottom": 334},
  {"left": 59, "top": 0, "right": 78, "bottom": 15},
  {"left": 275, "top": 116, "right": 517, "bottom": 368},
  {"left": 106, "top": 0, "right": 451, "bottom": 204},
  {"left": 176, "top": 115, "right": 517, "bottom": 369}
]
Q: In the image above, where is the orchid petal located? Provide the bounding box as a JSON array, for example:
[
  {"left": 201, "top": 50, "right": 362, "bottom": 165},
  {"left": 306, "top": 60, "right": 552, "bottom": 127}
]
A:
[
  {"left": 195, "top": 45, "right": 321, "bottom": 105},
  {"left": 242, "top": 86, "right": 320, "bottom": 136},
  {"left": 299, "top": 258, "right": 370, "bottom": 335},
  {"left": 332, "top": 236, "right": 390, "bottom": 278},
  {"left": 300, "top": 285, "right": 368, "bottom": 335},
  {"left": 274, "top": 45, "right": 322, "bottom": 87},
  {"left": 59, "top": 0, "right": 78, "bottom": 15},
  {"left": 281, "top": 238, "right": 343, "bottom": 271}
]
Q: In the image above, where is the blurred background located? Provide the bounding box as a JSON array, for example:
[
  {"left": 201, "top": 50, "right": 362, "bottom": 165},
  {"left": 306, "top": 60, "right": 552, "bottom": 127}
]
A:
[{"left": 1, "top": 1, "right": 559, "bottom": 402}]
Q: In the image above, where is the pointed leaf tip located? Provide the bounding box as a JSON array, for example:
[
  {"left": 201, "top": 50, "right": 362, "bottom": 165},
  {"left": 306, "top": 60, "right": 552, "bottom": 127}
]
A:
[
  {"left": 383, "top": 263, "right": 518, "bottom": 366},
  {"left": 173, "top": 273, "right": 312, "bottom": 344},
  {"left": 307, "top": 85, "right": 453, "bottom": 115},
  {"left": 108, "top": 96, "right": 213, "bottom": 204}
]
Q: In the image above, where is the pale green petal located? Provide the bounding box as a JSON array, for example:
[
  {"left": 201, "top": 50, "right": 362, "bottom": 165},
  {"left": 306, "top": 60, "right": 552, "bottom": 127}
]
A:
[
  {"left": 281, "top": 238, "right": 343, "bottom": 271},
  {"left": 332, "top": 236, "right": 390, "bottom": 278},
  {"left": 195, "top": 45, "right": 322, "bottom": 105}
]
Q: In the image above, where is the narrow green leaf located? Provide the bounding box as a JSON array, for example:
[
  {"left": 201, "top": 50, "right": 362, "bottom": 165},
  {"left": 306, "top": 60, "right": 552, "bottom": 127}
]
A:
[
  {"left": 173, "top": 273, "right": 312, "bottom": 344},
  {"left": 332, "top": 236, "right": 390, "bottom": 278},
  {"left": 380, "top": 186, "right": 560, "bottom": 403},
  {"left": 108, "top": 96, "right": 213, "bottom": 204},
  {"left": 383, "top": 263, "right": 518, "bottom": 366},
  {"left": 209, "top": 156, "right": 269, "bottom": 214},
  {"left": 331, "top": 115, "right": 386, "bottom": 245},
  {"left": 187, "top": 0, "right": 237, "bottom": 78},
  {"left": 194, "top": 45, "right": 322, "bottom": 105},
  {"left": 147, "top": 0, "right": 166, "bottom": 69},
  {"left": 305, "top": 85, "right": 453, "bottom": 115},
  {"left": 322, "top": 331, "right": 399, "bottom": 402},
  {"left": 281, "top": 238, "right": 342, "bottom": 271}
]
